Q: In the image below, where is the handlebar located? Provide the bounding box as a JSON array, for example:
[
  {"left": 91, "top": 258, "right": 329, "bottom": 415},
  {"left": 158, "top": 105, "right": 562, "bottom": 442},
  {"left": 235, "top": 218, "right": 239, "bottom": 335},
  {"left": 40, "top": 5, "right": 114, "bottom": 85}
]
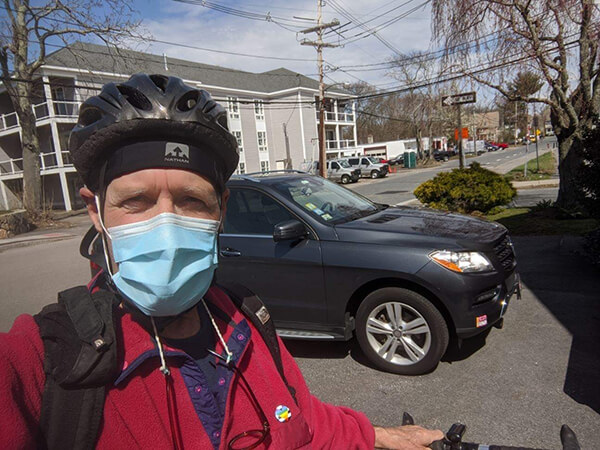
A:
[{"left": 401, "top": 413, "right": 581, "bottom": 450}]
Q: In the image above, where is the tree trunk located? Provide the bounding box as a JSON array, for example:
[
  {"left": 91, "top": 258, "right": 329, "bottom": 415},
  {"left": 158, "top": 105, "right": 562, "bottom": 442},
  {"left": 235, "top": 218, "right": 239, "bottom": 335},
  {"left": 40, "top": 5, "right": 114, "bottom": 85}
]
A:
[
  {"left": 19, "top": 105, "right": 42, "bottom": 213},
  {"left": 555, "top": 134, "right": 582, "bottom": 209}
]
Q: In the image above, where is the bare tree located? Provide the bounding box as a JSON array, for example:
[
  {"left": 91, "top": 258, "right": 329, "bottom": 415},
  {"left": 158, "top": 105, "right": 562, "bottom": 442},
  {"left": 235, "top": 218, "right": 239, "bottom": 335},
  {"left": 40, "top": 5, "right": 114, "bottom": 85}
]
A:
[
  {"left": 431, "top": 0, "right": 600, "bottom": 208},
  {"left": 0, "top": 0, "right": 141, "bottom": 213},
  {"left": 389, "top": 51, "right": 444, "bottom": 161}
]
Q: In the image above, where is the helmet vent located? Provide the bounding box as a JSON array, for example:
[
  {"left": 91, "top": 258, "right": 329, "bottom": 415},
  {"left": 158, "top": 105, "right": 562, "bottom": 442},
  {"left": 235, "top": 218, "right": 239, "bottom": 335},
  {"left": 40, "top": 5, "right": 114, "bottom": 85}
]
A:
[
  {"left": 149, "top": 74, "right": 169, "bottom": 93},
  {"left": 79, "top": 107, "right": 102, "bottom": 127},
  {"left": 116, "top": 84, "right": 152, "bottom": 111},
  {"left": 176, "top": 90, "right": 199, "bottom": 112}
]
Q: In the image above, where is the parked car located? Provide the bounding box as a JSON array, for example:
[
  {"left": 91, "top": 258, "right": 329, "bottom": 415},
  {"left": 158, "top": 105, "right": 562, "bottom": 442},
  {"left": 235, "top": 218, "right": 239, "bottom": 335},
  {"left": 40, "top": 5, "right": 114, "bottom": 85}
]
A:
[
  {"left": 433, "top": 150, "right": 452, "bottom": 161},
  {"left": 218, "top": 172, "right": 520, "bottom": 374},
  {"left": 304, "top": 160, "right": 360, "bottom": 184},
  {"left": 343, "top": 156, "right": 389, "bottom": 178},
  {"left": 87, "top": 171, "right": 520, "bottom": 375},
  {"left": 388, "top": 154, "right": 404, "bottom": 166},
  {"left": 484, "top": 142, "right": 500, "bottom": 152},
  {"left": 491, "top": 141, "right": 509, "bottom": 149}
]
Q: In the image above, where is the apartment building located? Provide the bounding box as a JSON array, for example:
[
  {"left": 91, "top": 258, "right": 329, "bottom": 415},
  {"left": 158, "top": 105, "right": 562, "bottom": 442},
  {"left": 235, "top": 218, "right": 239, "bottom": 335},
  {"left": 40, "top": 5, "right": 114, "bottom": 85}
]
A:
[{"left": 0, "top": 42, "right": 357, "bottom": 211}]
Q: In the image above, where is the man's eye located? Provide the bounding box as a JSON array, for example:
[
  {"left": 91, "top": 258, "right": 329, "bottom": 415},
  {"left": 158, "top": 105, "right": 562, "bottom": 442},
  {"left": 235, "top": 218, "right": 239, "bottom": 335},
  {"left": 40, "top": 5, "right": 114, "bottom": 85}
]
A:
[{"left": 122, "top": 196, "right": 149, "bottom": 208}]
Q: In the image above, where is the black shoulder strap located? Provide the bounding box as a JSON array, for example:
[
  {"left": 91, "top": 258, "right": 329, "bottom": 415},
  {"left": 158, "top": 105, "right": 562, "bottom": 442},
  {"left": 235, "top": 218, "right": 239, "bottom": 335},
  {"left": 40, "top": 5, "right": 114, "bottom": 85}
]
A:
[
  {"left": 216, "top": 282, "right": 297, "bottom": 404},
  {"left": 35, "top": 286, "right": 119, "bottom": 450}
]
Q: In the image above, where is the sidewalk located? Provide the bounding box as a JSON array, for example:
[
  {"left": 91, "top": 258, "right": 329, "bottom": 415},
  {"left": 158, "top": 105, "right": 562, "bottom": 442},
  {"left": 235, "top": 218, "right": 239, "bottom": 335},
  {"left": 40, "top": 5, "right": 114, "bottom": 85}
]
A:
[{"left": 0, "top": 213, "right": 90, "bottom": 251}]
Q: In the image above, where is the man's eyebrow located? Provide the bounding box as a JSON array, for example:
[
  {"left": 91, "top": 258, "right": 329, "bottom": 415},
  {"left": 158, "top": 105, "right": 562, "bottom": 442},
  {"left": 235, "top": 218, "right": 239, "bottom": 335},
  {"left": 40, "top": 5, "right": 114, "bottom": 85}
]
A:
[
  {"left": 181, "top": 185, "right": 217, "bottom": 200},
  {"left": 111, "top": 188, "right": 148, "bottom": 200}
]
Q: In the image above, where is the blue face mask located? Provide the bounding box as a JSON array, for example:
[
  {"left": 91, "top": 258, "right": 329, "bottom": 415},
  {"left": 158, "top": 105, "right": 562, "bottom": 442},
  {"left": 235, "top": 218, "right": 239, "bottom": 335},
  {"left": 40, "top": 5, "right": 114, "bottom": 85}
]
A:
[{"left": 101, "top": 212, "right": 220, "bottom": 317}]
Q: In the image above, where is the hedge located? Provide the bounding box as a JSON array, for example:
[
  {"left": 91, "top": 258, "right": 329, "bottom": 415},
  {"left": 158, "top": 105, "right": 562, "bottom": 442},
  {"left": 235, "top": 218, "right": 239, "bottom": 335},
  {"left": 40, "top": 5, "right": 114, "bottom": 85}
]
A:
[{"left": 414, "top": 162, "right": 517, "bottom": 213}]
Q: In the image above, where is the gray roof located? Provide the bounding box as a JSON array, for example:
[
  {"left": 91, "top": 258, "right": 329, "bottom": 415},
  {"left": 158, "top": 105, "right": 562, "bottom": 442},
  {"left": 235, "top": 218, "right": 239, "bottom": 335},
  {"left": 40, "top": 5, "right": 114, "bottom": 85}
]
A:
[{"left": 43, "top": 42, "right": 348, "bottom": 95}]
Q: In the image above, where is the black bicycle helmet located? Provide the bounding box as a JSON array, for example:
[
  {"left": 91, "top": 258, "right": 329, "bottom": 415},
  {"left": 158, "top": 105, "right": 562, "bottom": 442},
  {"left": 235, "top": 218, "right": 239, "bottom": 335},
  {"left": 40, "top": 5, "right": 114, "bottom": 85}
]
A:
[{"left": 69, "top": 73, "right": 238, "bottom": 193}]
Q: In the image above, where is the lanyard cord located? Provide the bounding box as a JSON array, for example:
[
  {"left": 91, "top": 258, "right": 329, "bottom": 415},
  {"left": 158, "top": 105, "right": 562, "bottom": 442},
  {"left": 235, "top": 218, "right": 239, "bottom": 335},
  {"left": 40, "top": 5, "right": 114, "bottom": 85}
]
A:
[{"left": 151, "top": 317, "right": 183, "bottom": 450}]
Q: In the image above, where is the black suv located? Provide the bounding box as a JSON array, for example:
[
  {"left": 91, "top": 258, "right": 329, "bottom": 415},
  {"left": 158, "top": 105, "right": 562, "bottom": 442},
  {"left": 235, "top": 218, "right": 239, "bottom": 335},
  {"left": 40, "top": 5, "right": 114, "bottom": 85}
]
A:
[{"left": 217, "top": 171, "right": 520, "bottom": 375}]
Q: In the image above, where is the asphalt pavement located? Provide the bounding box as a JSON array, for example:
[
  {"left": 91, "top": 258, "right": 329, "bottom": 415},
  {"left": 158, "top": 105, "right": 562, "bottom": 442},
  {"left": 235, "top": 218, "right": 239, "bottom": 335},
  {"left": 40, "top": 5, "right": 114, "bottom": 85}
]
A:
[
  {"left": 348, "top": 140, "right": 558, "bottom": 207},
  {"left": 1, "top": 211, "right": 598, "bottom": 448}
]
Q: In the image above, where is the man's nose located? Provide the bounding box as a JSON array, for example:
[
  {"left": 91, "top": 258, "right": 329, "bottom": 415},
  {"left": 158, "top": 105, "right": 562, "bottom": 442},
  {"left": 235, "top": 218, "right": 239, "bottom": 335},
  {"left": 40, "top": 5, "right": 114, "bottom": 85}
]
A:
[{"left": 155, "top": 197, "right": 177, "bottom": 215}]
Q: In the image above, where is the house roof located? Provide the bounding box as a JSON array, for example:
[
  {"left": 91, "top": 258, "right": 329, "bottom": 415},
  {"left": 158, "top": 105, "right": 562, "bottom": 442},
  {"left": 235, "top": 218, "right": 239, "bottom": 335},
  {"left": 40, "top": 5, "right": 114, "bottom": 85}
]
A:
[{"left": 42, "top": 42, "right": 349, "bottom": 96}]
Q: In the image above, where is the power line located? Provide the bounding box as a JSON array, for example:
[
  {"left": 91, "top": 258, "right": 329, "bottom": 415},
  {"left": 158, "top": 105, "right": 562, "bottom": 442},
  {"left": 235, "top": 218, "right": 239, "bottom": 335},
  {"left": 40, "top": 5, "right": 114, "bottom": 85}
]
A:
[
  {"left": 0, "top": 4, "right": 315, "bottom": 63},
  {"left": 172, "top": 0, "right": 309, "bottom": 27}
]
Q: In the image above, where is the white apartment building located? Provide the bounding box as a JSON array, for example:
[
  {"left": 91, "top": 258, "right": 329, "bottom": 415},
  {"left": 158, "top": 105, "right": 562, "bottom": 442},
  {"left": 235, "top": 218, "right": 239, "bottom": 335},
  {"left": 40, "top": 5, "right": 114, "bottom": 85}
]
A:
[{"left": 0, "top": 42, "right": 357, "bottom": 211}]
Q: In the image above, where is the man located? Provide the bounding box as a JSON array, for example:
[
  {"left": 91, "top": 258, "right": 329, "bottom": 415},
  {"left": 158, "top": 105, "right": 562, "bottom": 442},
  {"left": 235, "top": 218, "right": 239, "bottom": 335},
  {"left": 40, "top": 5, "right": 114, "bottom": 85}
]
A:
[{"left": 0, "top": 74, "right": 443, "bottom": 449}]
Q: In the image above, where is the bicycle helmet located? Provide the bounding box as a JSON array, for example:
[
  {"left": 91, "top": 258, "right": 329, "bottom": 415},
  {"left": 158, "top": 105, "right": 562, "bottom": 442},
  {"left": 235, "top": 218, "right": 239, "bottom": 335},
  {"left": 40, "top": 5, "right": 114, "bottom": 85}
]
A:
[{"left": 69, "top": 73, "right": 238, "bottom": 193}]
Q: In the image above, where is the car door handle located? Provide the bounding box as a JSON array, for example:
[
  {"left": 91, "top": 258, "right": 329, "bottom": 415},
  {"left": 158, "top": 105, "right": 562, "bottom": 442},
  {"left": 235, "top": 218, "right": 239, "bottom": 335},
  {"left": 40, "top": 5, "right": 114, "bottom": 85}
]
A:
[{"left": 220, "top": 248, "right": 242, "bottom": 257}]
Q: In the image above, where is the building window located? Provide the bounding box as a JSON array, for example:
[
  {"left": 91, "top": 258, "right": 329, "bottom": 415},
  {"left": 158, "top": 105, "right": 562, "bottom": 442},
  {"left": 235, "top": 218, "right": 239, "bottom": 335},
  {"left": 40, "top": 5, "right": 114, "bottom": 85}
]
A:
[
  {"left": 227, "top": 96, "right": 240, "bottom": 119},
  {"left": 260, "top": 160, "right": 269, "bottom": 172},
  {"left": 254, "top": 100, "right": 264, "bottom": 121},
  {"left": 257, "top": 131, "right": 267, "bottom": 152},
  {"left": 237, "top": 162, "right": 246, "bottom": 174},
  {"left": 232, "top": 130, "right": 243, "bottom": 153}
]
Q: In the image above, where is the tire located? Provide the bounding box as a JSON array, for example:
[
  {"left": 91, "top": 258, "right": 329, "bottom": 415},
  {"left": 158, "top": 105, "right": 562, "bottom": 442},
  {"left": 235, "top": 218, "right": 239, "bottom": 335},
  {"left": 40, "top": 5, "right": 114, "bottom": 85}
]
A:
[
  {"left": 341, "top": 174, "right": 350, "bottom": 184},
  {"left": 355, "top": 287, "right": 449, "bottom": 375},
  {"left": 370, "top": 170, "right": 380, "bottom": 179}
]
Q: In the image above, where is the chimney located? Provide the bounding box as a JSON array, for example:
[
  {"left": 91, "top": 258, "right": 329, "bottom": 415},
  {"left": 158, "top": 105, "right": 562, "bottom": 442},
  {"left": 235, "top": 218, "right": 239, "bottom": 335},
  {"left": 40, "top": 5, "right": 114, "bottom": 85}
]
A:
[{"left": 367, "top": 134, "right": 373, "bottom": 144}]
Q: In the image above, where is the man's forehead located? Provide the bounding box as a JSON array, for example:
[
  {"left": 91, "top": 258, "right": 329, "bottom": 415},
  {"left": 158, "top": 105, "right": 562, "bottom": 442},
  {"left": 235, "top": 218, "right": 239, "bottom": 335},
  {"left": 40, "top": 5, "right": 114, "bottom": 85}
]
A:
[{"left": 107, "top": 168, "right": 218, "bottom": 197}]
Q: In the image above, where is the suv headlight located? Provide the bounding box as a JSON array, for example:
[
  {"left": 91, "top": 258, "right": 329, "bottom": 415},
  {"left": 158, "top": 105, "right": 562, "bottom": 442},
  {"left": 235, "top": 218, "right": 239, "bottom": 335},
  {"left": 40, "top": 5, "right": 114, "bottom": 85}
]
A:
[{"left": 429, "top": 250, "right": 493, "bottom": 273}]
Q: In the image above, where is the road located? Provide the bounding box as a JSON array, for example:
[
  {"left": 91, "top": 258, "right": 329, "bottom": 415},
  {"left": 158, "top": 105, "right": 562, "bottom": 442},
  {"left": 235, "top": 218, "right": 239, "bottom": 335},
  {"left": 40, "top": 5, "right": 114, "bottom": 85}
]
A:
[{"left": 349, "top": 140, "right": 558, "bottom": 206}]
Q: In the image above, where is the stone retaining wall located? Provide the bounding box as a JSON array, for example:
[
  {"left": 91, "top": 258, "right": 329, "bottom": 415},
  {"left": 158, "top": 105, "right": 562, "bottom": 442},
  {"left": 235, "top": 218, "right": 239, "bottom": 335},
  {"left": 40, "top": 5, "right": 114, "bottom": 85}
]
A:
[{"left": 0, "top": 210, "right": 32, "bottom": 239}]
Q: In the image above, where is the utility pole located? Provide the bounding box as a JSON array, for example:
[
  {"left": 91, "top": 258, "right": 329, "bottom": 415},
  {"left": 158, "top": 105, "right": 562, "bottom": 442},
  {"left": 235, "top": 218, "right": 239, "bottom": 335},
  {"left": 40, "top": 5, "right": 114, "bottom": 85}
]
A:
[
  {"left": 300, "top": 1, "right": 339, "bottom": 178},
  {"left": 282, "top": 123, "right": 292, "bottom": 169},
  {"left": 457, "top": 105, "right": 465, "bottom": 169}
]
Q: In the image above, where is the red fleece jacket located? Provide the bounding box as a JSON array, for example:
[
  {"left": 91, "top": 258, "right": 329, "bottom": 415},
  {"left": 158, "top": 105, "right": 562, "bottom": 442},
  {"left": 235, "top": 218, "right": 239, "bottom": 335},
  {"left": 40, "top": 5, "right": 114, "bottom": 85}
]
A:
[{"left": 0, "top": 286, "right": 375, "bottom": 449}]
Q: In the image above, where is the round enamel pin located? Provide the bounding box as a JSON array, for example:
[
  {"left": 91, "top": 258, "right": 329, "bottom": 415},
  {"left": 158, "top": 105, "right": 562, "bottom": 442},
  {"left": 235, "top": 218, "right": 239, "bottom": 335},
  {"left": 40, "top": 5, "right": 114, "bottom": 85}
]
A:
[{"left": 275, "top": 405, "right": 292, "bottom": 423}]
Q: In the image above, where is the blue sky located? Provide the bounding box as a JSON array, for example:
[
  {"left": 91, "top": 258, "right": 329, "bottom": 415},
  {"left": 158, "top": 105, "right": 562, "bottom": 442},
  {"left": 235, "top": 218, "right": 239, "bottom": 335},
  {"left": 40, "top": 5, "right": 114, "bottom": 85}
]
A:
[{"left": 124, "top": 0, "right": 434, "bottom": 88}]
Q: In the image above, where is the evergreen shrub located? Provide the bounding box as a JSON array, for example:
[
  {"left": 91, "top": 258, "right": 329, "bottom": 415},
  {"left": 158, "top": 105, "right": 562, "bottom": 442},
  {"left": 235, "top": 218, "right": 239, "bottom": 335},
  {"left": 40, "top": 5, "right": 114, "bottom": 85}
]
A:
[{"left": 414, "top": 162, "right": 517, "bottom": 213}]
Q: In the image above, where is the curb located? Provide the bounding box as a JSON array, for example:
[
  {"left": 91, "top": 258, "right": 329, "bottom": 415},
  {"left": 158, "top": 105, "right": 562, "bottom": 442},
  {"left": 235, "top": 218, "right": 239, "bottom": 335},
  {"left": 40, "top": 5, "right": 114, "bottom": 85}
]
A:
[
  {"left": 0, "top": 232, "right": 76, "bottom": 251},
  {"left": 512, "top": 179, "right": 559, "bottom": 189}
]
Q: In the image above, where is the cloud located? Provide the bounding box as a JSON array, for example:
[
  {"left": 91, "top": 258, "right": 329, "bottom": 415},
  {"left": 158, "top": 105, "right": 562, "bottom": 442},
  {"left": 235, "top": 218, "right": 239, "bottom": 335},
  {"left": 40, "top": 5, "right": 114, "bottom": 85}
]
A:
[{"left": 138, "top": 0, "right": 434, "bottom": 87}]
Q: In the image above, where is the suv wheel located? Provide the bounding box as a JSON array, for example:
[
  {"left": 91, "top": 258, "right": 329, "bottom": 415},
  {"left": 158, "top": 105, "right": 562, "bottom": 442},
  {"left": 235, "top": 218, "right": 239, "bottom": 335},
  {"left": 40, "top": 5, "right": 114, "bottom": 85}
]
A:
[
  {"left": 356, "top": 287, "right": 449, "bottom": 375},
  {"left": 370, "top": 170, "right": 380, "bottom": 179},
  {"left": 341, "top": 174, "right": 350, "bottom": 184}
]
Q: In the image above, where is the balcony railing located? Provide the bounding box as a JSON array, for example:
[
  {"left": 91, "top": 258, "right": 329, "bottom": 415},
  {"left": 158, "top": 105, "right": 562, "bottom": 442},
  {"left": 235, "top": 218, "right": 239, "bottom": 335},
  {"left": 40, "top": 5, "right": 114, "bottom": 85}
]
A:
[
  {"left": 315, "top": 111, "right": 355, "bottom": 122},
  {"left": 0, "top": 151, "right": 73, "bottom": 176},
  {"left": 325, "top": 139, "right": 357, "bottom": 150},
  {"left": 0, "top": 101, "right": 80, "bottom": 132}
]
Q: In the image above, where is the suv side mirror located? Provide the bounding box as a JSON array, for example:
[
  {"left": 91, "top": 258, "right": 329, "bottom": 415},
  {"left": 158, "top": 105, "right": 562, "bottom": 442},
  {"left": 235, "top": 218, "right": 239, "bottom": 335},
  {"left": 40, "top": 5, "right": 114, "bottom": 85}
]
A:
[{"left": 273, "top": 219, "right": 308, "bottom": 242}]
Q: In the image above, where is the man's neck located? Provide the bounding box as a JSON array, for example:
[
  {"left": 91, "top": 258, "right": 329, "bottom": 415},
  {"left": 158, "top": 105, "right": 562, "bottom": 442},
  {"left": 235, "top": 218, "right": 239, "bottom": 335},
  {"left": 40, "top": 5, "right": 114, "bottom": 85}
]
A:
[{"left": 160, "top": 307, "right": 202, "bottom": 339}]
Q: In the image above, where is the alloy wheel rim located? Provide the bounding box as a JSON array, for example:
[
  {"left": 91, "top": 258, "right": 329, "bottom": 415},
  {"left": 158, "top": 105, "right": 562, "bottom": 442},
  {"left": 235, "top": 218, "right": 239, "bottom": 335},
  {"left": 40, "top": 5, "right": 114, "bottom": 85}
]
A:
[{"left": 365, "top": 302, "right": 431, "bottom": 365}]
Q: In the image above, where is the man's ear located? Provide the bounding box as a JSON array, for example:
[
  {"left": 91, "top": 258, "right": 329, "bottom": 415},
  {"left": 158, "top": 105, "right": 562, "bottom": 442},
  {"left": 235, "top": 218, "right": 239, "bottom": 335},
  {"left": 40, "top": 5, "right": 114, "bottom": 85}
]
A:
[{"left": 80, "top": 187, "right": 103, "bottom": 234}]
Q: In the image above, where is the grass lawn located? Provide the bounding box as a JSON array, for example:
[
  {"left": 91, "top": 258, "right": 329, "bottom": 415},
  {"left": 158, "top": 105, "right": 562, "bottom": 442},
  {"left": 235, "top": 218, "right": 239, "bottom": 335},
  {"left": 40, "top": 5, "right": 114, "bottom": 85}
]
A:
[
  {"left": 487, "top": 207, "right": 599, "bottom": 235},
  {"left": 504, "top": 151, "right": 556, "bottom": 181}
]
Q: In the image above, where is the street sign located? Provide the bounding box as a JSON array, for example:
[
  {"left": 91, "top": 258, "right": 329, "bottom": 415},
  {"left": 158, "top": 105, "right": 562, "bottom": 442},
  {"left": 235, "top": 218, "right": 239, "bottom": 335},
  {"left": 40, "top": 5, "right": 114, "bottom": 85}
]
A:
[
  {"left": 454, "top": 128, "right": 469, "bottom": 140},
  {"left": 442, "top": 92, "right": 477, "bottom": 107}
]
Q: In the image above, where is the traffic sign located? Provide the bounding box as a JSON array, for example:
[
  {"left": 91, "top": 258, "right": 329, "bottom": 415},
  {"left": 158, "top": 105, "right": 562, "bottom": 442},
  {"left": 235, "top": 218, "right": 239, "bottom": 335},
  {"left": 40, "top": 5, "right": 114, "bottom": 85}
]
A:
[{"left": 442, "top": 92, "right": 477, "bottom": 107}]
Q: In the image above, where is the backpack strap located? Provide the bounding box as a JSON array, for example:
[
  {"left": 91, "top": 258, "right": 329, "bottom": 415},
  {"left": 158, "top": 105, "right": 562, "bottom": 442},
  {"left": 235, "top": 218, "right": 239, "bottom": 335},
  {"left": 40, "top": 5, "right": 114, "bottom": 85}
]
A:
[
  {"left": 34, "top": 286, "right": 119, "bottom": 450},
  {"left": 216, "top": 282, "right": 297, "bottom": 404}
]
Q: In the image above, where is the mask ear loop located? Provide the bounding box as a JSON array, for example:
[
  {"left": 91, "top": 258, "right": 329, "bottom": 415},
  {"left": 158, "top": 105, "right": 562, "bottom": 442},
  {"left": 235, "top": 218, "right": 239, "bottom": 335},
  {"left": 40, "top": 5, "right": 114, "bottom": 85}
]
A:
[{"left": 94, "top": 162, "right": 116, "bottom": 278}]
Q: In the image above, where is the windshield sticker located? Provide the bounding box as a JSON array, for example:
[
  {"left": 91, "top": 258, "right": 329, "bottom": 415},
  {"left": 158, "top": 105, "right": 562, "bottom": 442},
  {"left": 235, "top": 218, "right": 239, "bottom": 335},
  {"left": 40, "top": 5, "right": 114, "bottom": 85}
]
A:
[
  {"left": 305, "top": 203, "right": 317, "bottom": 210},
  {"left": 313, "top": 208, "right": 324, "bottom": 215},
  {"left": 322, "top": 213, "right": 333, "bottom": 220},
  {"left": 301, "top": 180, "right": 309, "bottom": 184}
]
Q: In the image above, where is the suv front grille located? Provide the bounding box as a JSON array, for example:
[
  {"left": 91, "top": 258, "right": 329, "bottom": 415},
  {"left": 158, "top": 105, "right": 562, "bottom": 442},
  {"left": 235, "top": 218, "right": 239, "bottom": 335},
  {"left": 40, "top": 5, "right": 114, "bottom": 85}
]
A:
[{"left": 494, "top": 235, "right": 516, "bottom": 271}]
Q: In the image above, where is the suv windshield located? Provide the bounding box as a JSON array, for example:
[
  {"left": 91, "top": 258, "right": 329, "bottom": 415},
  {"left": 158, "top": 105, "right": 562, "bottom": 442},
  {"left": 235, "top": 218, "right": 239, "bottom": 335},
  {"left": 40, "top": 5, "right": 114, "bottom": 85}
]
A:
[
  {"left": 270, "top": 176, "right": 381, "bottom": 224},
  {"left": 338, "top": 159, "right": 351, "bottom": 168},
  {"left": 367, "top": 157, "right": 380, "bottom": 164}
]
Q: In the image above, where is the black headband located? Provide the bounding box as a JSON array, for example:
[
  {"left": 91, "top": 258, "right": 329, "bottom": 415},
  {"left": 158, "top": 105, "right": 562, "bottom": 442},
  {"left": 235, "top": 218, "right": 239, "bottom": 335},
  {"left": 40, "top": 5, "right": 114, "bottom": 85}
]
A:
[{"left": 102, "top": 141, "right": 225, "bottom": 193}]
